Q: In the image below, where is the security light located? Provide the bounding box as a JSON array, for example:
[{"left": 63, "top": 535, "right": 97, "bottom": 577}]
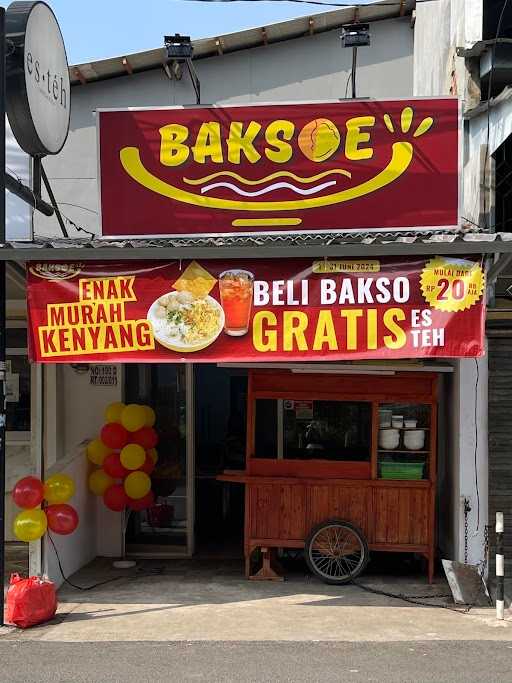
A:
[
  {"left": 164, "top": 34, "right": 193, "bottom": 61},
  {"left": 340, "top": 23, "right": 370, "bottom": 99},
  {"left": 341, "top": 23, "right": 370, "bottom": 48},
  {"left": 163, "top": 34, "right": 200, "bottom": 105}
]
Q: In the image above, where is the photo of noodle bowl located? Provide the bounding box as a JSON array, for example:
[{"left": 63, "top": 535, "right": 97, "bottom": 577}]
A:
[{"left": 147, "top": 290, "right": 224, "bottom": 353}]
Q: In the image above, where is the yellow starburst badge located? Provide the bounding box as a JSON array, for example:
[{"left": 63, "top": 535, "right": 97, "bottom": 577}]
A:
[{"left": 420, "top": 257, "right": 485, "bottom": 313}]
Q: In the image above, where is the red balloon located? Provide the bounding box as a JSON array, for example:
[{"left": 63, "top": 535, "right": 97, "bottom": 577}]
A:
[
  {"left": 45, "top": 504, "right": 79, "bottom": 535},
  {"left": 100, "top": 422, "right": 129, "bottom": 450},
  {"left": 103, "top": 452, "right": 129, "bottom": 479},
  {"left": 103, "top": 484, "right": 128, "bottom": 512},
  {"left": 132, "top": 427, "right": 158, "bottom": 450},
  {"left": 12, "top": 476, "right": 44, "bottom": 509},
  {"left": 128, "top": 490, "right": 155, "bottom": 512},
  {"left": 140, "top": 454, "right": 155, "bottom": 475}
]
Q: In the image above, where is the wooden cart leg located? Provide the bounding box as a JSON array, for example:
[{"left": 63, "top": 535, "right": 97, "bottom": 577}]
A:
[
  {"left": 249, "top": 547, "right": 284, "bottom": 581},
  {"left": 245, "top": 554, "right": 251, "bottom": 579}
]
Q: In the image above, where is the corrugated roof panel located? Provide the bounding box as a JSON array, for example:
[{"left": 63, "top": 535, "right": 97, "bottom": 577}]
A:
[{"left": 69, "top": 0, "right": 415, "bottom": 85}]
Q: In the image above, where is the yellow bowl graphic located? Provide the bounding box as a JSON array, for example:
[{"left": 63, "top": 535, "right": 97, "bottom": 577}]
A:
[{"left": 297, "top": 118, "right": 341, "bottom": 162}]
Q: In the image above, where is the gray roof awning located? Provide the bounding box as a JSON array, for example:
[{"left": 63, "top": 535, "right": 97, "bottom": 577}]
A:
[
  {"left": 69, "top": 0, "right": 415, "bottom": 86},
  {"left": 1, "top": 230, "right": 511, "bottom": 261}
]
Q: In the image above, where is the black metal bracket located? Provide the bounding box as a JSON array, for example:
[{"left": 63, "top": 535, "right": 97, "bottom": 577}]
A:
[
  {"left": 40, "top": 162, "right": 69, "bottom": 237},
  {"left": 184, "top": 59, "right": 200, "bottom": 105},
  {"left": 5, "top": 170, "right": 53, "bottom": 216},
  {"left": 164, "top": 34, "right": 200, "bottom": 104}
]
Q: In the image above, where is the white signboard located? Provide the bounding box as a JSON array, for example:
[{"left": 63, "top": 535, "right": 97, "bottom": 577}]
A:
[{"left": 6, "top": 1, "right": 70, "bottom": 156}]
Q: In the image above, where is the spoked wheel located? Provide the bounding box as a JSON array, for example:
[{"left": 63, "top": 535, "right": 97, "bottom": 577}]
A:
[{"left": 305, "top": 519, "right": 369, "bottom": 585}]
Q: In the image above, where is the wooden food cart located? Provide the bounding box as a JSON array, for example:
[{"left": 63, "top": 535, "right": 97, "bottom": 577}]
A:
[{"left": 219, "top": 369, "right": 438, "bottom": 584}]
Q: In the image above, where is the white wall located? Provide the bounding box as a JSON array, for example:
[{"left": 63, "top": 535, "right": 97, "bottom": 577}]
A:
[
  {"left": 44, "top": 453, "right": 97, "bottom": 587},
  {"left": 5, "top": 441, "right": 32, "bottom": 542},
  {"left": 42, "top": 364, "right": 123, "bottom": 587},
  {"left": 464, "top": 97, "right": 512, "bottom": 228},
  {"left": 35, "top": 17, "right": 413, "bottom": 238},
  {"left": 446, "top": 356, "right": 489, "bottom": 568},
  {"left": 413, "top": 0, "right": 482, "bottom": 100}
]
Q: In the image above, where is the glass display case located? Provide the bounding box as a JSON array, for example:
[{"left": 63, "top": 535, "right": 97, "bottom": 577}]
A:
[
  {"left": 283, "top": 400, "right": 371, "bottom": 462},
  {"left": 377, "top": 403, "right": 432, "bottom": 480}
]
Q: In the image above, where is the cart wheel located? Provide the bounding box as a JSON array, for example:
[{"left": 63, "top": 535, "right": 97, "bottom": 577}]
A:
[{"left": 305, "top": 519, "right": 369, "bottom": 585}]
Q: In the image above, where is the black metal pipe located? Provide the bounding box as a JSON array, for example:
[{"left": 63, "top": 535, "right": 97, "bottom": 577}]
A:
[
  {"left": 40, "top": 165, "right": 69, "bottom": 237},
  {"left": 0, "top": 6, "right": 7, "bottom": 627},
  {"left": 32, "top": 157, "right": 41, "bottom": 197},
  {"left": 4, "top": 171, "right": 54, "bottom": 217},
  {"left": 351, "top": 46, "right": 357, "bottom": 98}
]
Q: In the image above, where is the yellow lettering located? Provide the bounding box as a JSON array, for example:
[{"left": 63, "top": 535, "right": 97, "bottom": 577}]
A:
[
  {"left": 253, "top": 311, "right": 277, "bottom": 352},
  {"left": 227, "top": 121, "right": 262, "bottom": 164},
  {"left": 313, "top": 310, "right": 338, "bottom": 351},
  {"left": 80, "top": 280, "right": 93, "bottom": 301},
  {"left": 37, "top": 321, "right": 155, "bottom": 358},
  {"left": 345, "top": 116, "right": 375, "bottom": 161},
  {"left": 192, "top": 122, "right": 223, "bottom": 164},
  {"left": 78, "top": 277, "right": 136, "bottom": 304},
  {"left": 340, "top": 309, "right": 363, "bottom": 350},
  {"left": 383, "top": 308, "right": 406, "bottom": 349},
  {"left": 283, "top": 311, "right": 308, "bottom": 351},
  {"left": 159, "top": 123, "right": 190, "bottom": 166},
  {"left": 48, "top": 304, "right": 65, "bottom": 326},
  {"left": 366, "top": 308, "right": 377, "bottom": 350},
  {"left": 264, "top": 119, "right": 295, "bottom": 163}
]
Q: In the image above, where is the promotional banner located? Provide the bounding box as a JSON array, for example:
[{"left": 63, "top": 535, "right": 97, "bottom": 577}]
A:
[
  {"left": 27, "top": 257, "right": 484, "bottom": 363},
  {"left": 98, "top": 99, "right": 459, "bottom": 237}
]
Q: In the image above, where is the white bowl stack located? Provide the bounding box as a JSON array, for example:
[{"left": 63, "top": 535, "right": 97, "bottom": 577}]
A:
[{"left": 379, "top": 428, "right": 400, "bottom": 450}]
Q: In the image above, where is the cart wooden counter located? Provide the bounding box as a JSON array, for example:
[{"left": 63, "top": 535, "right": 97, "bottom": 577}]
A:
[{"left": 219, "top": 369, "right": 438, "bottom": 583}]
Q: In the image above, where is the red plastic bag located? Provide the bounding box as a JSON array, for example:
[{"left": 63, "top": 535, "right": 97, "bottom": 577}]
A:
[{"left": 5, "top": 573, "right": 57, "bottom": 628}]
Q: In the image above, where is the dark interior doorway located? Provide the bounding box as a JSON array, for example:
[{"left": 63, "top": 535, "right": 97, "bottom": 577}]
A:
[{"left": 194, "top": 365, "right": 247, "bottom": 558}]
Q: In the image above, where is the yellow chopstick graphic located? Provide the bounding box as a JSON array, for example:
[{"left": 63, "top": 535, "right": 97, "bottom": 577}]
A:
[{"left": 232, "top": 218, "right": 302, "bottom": 227}]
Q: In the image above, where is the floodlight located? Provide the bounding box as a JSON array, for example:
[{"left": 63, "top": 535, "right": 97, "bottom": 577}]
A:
[
  {"left": 341, "top": 23, "right": 370, "bottom": 48},
  {"left": 164, "top": 34, "right": 193, "bottom": 61}
]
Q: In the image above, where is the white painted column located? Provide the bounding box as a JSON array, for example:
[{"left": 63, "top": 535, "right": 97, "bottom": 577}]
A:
[
  {"left": 456, "top": 355, "right": 489, "bottom": 569},
  {"left": 28, "top": 363, "right": 43, "bottom": 576}
]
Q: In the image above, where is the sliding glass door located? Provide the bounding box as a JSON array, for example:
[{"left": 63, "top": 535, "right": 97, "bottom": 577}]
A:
[{"left": 124, "top": 364, "right": 194, "bottom": 557}]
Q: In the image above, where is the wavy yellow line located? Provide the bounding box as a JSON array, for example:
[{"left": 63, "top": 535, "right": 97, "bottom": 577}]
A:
[{"left": 183, "top": 169, "right": 352, "bottom": 186}]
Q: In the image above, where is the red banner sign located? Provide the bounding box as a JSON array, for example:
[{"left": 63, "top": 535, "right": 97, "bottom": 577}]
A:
[
  {"left": 27, "top": 257, "right": 484, "bottom": 363},
  {"left": 98, "top": 99, "right": 459, "bottom": 237}
]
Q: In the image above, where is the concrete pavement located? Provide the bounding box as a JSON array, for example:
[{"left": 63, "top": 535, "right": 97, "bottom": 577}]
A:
[{"left": 0, "top": 559, "right": 510, "bottom": 644}]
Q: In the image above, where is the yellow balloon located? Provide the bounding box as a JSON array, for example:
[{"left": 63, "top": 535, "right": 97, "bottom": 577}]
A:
[
  {"left": 143, "top": 406, "right": 156, "bottom": 428},
  {"left": 121, "top": 404, "right": 146, "bottom": 432},
  {"left": 105, "top": 401, "right": 125, "bottom": 424},
  {"left": 147, "top": 448, "right": 158, "bottom": 464},
  {"left": 88, "top": 469, "right": 114, "bottom": 496},
  {"left": 86, "top": 439, "right": 110, "bottom": 466},
  {"left": 120, "top": 443, "right": 145, "bottom": 471},
  {"left": 124, "top": 471, "right": 151, "bottom": 500},
  {"left": 13, "top": 508, "right": 47, "bottom": 542},
  {"left": 44, "top": 474, "right": 75, "bottom": 504}
]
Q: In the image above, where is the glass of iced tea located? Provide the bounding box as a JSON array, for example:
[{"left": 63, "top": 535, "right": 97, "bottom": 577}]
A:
[{"left": 218, "top": 270, "right": 254, "bottom": 336}]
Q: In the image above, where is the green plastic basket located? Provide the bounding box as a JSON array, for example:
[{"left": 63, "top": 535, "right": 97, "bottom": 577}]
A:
[{"left": 379, "top": 462, "right": 425, "bottom": 480}]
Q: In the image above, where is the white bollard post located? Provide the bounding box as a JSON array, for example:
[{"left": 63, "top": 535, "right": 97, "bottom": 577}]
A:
[{"left": 496, "top": 512, "right": 504, "bottom": 620}]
